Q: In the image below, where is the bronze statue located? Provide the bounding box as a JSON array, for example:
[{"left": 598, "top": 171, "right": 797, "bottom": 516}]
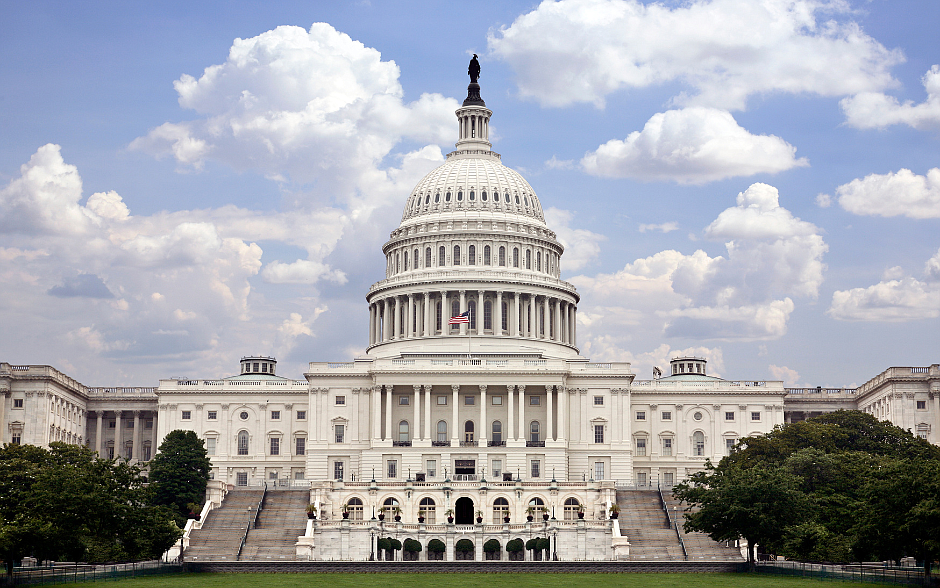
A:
[{"left": 468, "top": 54, "right": 480, "bottom": 83}]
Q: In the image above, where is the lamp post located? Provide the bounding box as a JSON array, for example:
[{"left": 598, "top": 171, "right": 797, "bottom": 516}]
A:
[{"left": 370, "top": 531, "right": 375, "bottom": 561}]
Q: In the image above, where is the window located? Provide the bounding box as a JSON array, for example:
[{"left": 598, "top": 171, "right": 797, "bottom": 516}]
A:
[
  {"left": 484, "top": 245, "right": 491, "bottom": 265},
  {"left": 594, "top": 396, "right": 604, "bottom": 405},
  {"left": 751, "top": 412, "right": 761, "bottom": 421},
  {"left": 237, "top": 431, "right": 249, "bottom": 455},
  {"left": 492, "top": 420, "right": 502, "bottom": 444},
  {"left": 126, "top": 420, "right": 134, "bottom": 429},
  {"left": 537, "top": 251, "right": 542, "bottom": 271},
  {"left": 493, "top": 497, "right": 509, "bottom": 523},
  {"left": 297, "top": 411, "right": 306, "bottom": 420},
  {"left": 270, "top": 437, "right": 280, "bottom": 455},
  {"left": 693, "top": 431, "right": 705, "bottom": 456},
  {"left": 512, "top": 247, "right": 519, "bottom": 267},
  {"left": 296, "top": 437, "right": 306, "bottom": 455},
  {"left": 335, "top": 424, "right": 345, "bottom": 443},
  {"left": 109, "top": 420, "right": 116, "bottom": 428},
  {"left": 108, "top": 446, "right": 115, "bottom": 460},
  {"left": 403, "top": 250, "right": 408, "bottom": 271},
  {"left": 483, "top": 300, "right": 492, "bottom": 330},
  {"left": 468, "top": 245, "right": 476, "bottom": 265},
  {"left": 525, "top": 249, "right": 531, "bottom": 269},
  {"left": 206, "top": 438, "right": 216, "bottom": 456},
  {"left": 636, "top": 411, "right": 646, "bottom": 421},
  {"left": 387, "top": 460, "right": 398, "bottom": 478},
  {"left": 420, "top": 497, "right": 437, "bottom": 523},
  {"left": 240, "top": 411, "right": 249, "bottom": 420},
  {"left": 13, "top": 399, "right": 24, "bottom": 408},
  {"left": 663, "top": 472, "right": 674, "bottom": 486},
  {"left": 399, "top": 396, "right": 410, "bottom": 405},
  {"left": 492, "top": 395, "right": 502, "bottom": 405},
  {"left": 469, "top": 300, "right": 477, "bottom": 329},
  {"left": 594, "top": 462, "right": 605, "bottom": 480},
  {"left": 181, "top": 410, "right": 191, "bottom": 420},
  {"left": 439, "top": 246, "right": 445, "bottom": 266},
  {"left": 437, "top": 396, "right": 447, "bottom": 405},
  {"left": 594, "top": 424, "right": 604, "bottom": 443},
  {"left": 530, "top": 421, "right": 540, "bottom": 443},
  {"left": 636, "top": 438, "right": 647, "bottom": 456},
  {"left": 437, "top": 420, "right": 448, "bottom": 442},
  {"left": 662, "top": 438, "right": 673, "bottom": 456},
  {"left": 426, "top": 459, "right": 437, "bottom": 478},
  {"left": 502, "top": 302, "right": 508, "bottom": 330},
  {"left": 143, "top": 443, "right": 151, "bottom": 461},
  {"left": 236, "top": 472, "right": 248, "bottom": 487},
  {"left": 451, "top": 300, "right": 459, "bottom": 330},
  {"left": 271, "top": 411, "right": 280, "bottom": 420},
  {"left": 492, "top": 459, "right": 502, "bottom": 478},
  {"left": 146, "top": 420, "right": 153, "bottom": 429},
  {"left": 453, "top": 245, "right": 461, "bottom": 265},
  {"left": 464, "top": 420, "right": 474, "bottom": 442},
  {"left": 531, "top": 460, "right": 541, "bottom": 478},
  {"left": 334, "top": 461, "right": 344, "bottom": 481},
  {"left": 499, "top": 246, "right": 506, "bottom": 266},
  {"left": 399, "top": 420, "right": 410, "bottom": 443},
  {"left": 347, "top": 497, "right": 364, "bottom": 520},
  {"left": 661, "top": 411, "right": 672, "bottom": 421},
  {"left": 725, "top": 411, "right": 735, "bottom": 421},
  {"left": 294, "top": 471, "right": 304, "bottom": 480},
  {"left": 530, "top": 396, "right": 540, "bottom": 405},
  {"left": 336, "top": 396, "right": 346, "bottom": 406},
  {"left": 207, "top": 411, "right": 217, "bottom": 420},
  {"left": 917, "top": 401, "right": 927, "bottom": 409},
  {"left": 464, "top": 396, "right": 475, "bottom": 405},
  {"left": 726, "top": 438, "right": 736, "bottom": 454},
  {"left": 425, "top": 247, "right": 431, "bottom": 268}
]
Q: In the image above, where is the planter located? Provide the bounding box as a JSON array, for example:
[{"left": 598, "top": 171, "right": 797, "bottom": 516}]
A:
[
  {"left": 526, "top": 515, "right": 533, "bottom": 522},
  {"left": 503, "top": 516, "right": 511, "bottom": 523},
  {"left": 447, "top": 516, "right": 454, "bottom": 523},
  {"left": 342, "top": 512, "right": 349, "bottom": 519},
  {"left": 307, "top": 513, "right": 316, "bottom": 520},
  {"left": 610, "top": 513, "right": 619, "bottom": 519},
  {"left": 577, "top": 512, "right": 585, "bottom": 519},
  {"left": 394, "top": 515, "right": 401, "bottom": 522},
  {"left": 418, "top": 516, "right": 425, "bottom": 523},
  {"left": 542, "top": 514, "right": 549, "bottom": 521},
  {"left": 476, "top": 516, "right": 483, "bottom": 524},
  {"left": 378, "top": 513, "right": 385, "bottom": 521}
]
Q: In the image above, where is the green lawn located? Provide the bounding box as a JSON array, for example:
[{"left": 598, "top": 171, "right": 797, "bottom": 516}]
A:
[{"left": 101, "top": 573, "right": 878, "bottom": 588}]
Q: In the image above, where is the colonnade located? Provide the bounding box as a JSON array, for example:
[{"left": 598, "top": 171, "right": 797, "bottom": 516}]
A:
[
  {"left": 91, "top": 409, "right": 157, "bottom": 462},
  {"left": 368, "top": 290, "right": 576, "bottom": 347},
  {"left": 370, "top": 384, "right": 566, "bottom": 445}
]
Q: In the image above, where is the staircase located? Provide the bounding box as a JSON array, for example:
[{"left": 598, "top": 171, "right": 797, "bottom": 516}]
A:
[
  {"left": 240, "top": 490, "right": 308, "bottom": 560},
  {"left": 185, "top": 489, "right": 263, "bottom": 562},
  {"left": 616, "top": 490, "right": 685, "bottom": 560},
  {"left": 662, "top": 492, "right": 744, "bottom": 561}
]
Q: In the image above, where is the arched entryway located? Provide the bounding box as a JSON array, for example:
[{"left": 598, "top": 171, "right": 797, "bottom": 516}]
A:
[{"left": 455, "top": 496, "right": 474, "bottom": 525}]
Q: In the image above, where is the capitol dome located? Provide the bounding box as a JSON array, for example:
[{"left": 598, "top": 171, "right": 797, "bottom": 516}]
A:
[{"left": 365, "top": 71, "right": 580, "bottom": 359}]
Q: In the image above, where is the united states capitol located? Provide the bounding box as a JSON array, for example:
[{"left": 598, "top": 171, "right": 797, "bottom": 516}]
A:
[{"left": 2, "top": 62, "right": 937, "bottom": 562}]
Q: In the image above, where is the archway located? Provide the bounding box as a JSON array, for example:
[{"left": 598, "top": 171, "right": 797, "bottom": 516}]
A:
[{"left": 455, "top": 496, "right": 474, "bottom": 525}]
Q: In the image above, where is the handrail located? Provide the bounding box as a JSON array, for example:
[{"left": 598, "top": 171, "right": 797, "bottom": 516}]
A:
[
  {"left": 658, "top": 483, "right": 687, "bottom": 559},
  {"left": 236, "top": 483, "right": 267, "bottom": 561}
]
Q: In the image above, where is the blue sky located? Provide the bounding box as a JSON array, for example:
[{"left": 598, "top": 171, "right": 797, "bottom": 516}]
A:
[{"left": 1, "top": 0, "right": 938, "bottom": 387}]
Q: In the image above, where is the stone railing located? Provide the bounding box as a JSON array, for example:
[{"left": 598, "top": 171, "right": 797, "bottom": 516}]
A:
[
  {"left": 367, "top": 269, "right": 577, "bottom": 295},
  {"left": 856, "top": 365, "right": 939, "bottom": 396},
  {"left": 87, "top": 387, "right": 158, "bottom": 398},
  {"left": 0, "top": 364, "right": 88, "bottom": 395},
  {"left": 310, "top": 357, "right": 629, "bottom": 374},
  {"left": 158, "top": 379, "right": 308, "bottom": 390},
  {"left": 634, "top": 379, "right": 778, "bottom": 391}
]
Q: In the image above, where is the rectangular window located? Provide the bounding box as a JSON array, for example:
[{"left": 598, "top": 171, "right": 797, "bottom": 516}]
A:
[
  {"left": 108, "top": 447, "right": 115, "bottom": 460},
  {"left": 636, "top": 411, "right": 645, "bottom": 421},
  {"left": 595, "top": 462, "right": 605, "bottom": 480},
  {"left": 387, "top": 460, "right": 398, "bottom": 479},
  {"left": 206, "top": 438, "right": 216, "bottom": 456},
  {"left": 426, "top": 459, "right": 437, "bottom": 478},
  {"left": 145, "top": 420, "right": 153, "bottom": 429},
  {"left": 11, "top": 433, "right": 21, "bottom": 445},
  {"left": 726, "top": 438, "right": 736, "bottom": 454},
  {"left": 594, "top": 424, "right": 605, "bottom": 443},
  {"left": 296, "top": 437, "right": 306, "bottom": 455},
  {"left": 725, "top": 411, "right": 735, "bottom": 421},
  {"left": 335, "top": 424, "right": 345, "bottom": 444},
  {"left": 489, "top": 396, "right": 503, "bottom": 406},
  {"left": 437, "top": 396, "right": 447, "bottom": 405},
  {"left": 207, "top": 411, "right": 218, "bottom": 420},
  {"left": 334, "top": 461, "right": 344, "bottom": 481},
  {"left": 492, "top": 459, "right": 502, "bottom": 478},
  {"left": 531, "top": 459, "right": 541, "bottom": 478},
  {"left": 181, "top": 410, "right": 191, "bottom": 420},
  {"left": 661, "top": 411, "right": 671, "bottom": 421},
  {"left": 636, "top": 438, "right": 646, "bottom": 456},
  {"left": 663, "top": 472, "right": 674, "bottom": 486},
  {"left": 295, "top": 471, "right": 305, "bottom": 480},
  {"left": 594, "top": 396, "right": 604, "bottom": 406},
  {"left": 236, "top": 472, "right": 248, "bottom": 486},
  {"left": 663, "top": 438, "right": 673, "bottom": 456},
  {"left": 143, "top": 445, "right": 151, "bottom": 461},
  {"left": 530, "top": 396, "right": 540, "bottom": 406},
  {"left": 751, "top": 411, "right": 761, "bottom": 421},
  {"left": 109, "top": 421, "right": 116, "bottom": 428},
  {"left": 271, "top": 410, "right": 280, "bottom": 420},
  {"left": 126, "top": 420, "right": 134, "bottom": 429},
  {"left": 637, "top": 471, "right": 647, "bottom": 486},
  {"left": 270, "top": 437, "right": 280, "bottom": 455},
  {"left": 464, "top": 396, "right": 475, "bottom": 405},
  {"left": 917, "top": 401, "right": 927, "bottom": 409},
  {"left": 917, "top": 430, "right": 928, "bottom": 439},
  {"left": 297, "top": 410, "right": 306, "bottom": 420},
  {"left": 335, "top": 396, "right": 346, "bottom": 406},
  {"left": 399, "top": 396, "right": 410, "bottom": 405},
  {"left": 13, "top": 399, "right": 23, "bottom": 408}
]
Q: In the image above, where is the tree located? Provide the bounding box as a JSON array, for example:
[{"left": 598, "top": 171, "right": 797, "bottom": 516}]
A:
[{"left": 148, "top": 430, "right": 211, "bottom": 527}]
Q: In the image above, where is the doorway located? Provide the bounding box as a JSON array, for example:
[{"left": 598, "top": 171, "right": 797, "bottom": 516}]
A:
[{"left": 455, "top": 496, "right": 474, "bottom": 525}]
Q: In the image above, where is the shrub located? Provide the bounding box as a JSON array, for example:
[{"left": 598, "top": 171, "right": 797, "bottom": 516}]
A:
[
  {"left": 427, "top": 538, "right": 446, "bottom": 553},
  {"left": 376, "top": 537, "right": 390, "bottom": 551},
  {"left": 505, "top": 538, "right": 524, "bottom": 553},
  {"left": 525, "top": 538, "right": 539, "bottom": 551},
  {"left": 389, "top": 538, "right": 402, "bottom": 550},
  {"left": 403, "top": 538, "right": 422, "bottom": 553},
  {"left": 536, "top": 537, "right": 551, "bottom": 552},
  {"left": 455, "top": 538, "right": 474, "bottom": 552},
  {"left": 483, "top": 538, "right": 501, "bottom": 553}
]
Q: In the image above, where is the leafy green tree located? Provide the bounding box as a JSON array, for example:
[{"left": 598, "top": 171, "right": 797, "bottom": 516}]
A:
[{"left": 148, "top": 430, "right": 211, "bottom": 526}]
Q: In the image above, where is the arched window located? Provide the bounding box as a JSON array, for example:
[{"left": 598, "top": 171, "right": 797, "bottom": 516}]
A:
[
  {"left": 464, "top": 420, "right": 474, "bottom": 443},
  {"left": 563, "top": 498, "right": 581, "bottom": 521},
  {"left": 237, "top": 431, "right": 249, "bottom": 456},
  {"left": 434, "top": 193, "right": 440, "bottom": 203},
  {"left": 501, "top": 302, "right": 508, "bottom": 331},
  {"left": 483, "top": 245, "right": 491, "bottom": 265},
  {"left": 437, "top": 420, "right": 448, "bottom": 443},
  {"left": 530, "top": 421, "right": 540, "bottom": 443},
  {"left": 469, "top": 300, "right": 477, "bottom": 329},
  {"left": 468, "top": 244, "right": 476, "bottom": 265},
  {"left": 491, "top": 420, "right": 502, "bottom": 445},
  {"left": 451, "top": 300, "right": 459, "bottom": 330},
  {"left": 493, "top": 497, "right": 509, "bottom": 523},
  {"left": 420, "top": 497, "right": 437, "bottom": 523},
  {"left": 347, "top": 497, "right": 364, "bottom": 520},
  {"left": 436, "top": 301, "right": 442, "bottom": 331},
  {"left": 453, "top": 245, "right": 461, "bottom": 266},
  {"left": 414, "top": 248, "right": 419, "bottom": 269},
  {"left": 525, "top": 249, "right": 531, "bottom": 269},
  {"left": 483, "top": 300, "right": 492, "bottom": 330},
  {"left": 515, "top": 194, "right": 520, "bottom": 204},
  {"left": 536, "top": 251, "right": 541, "bottom": 272},
  {"left": 439, "top": 246, "right": 445, "bottom": 266},
  {"left": 403, "top": 251, "right": 408, "bottom": 271},
  {"left": 445, "top": 191, "right": 451, "bottom": 201},
  {"left": 482, "top": 190, "right": 487, "bottom": 201},
  {"left": 457, "top": 190, "right": 463, "bottom": 201},
  {"left": 399, "top": 420, "right": 410, "bottom": 443},
  {"left": 469, "top": 190, "right": 475, "bottom": 201},
  {"left": 425, "top": 194, "right": 430, "bottom": 204},
  {"left": 383, "top": 497, "right": 400, "bottom": 518},
  {"left": 425, "top": 247, "right": 431, "bottom": 268},
  {"left": 498, "top": 246, "right": 506, "bottom": 266},
  {"left": 693, "top": 431, "right": 705, "bottom": 456},
  {"left": 513, "top": 248, "right": 519, "bottom": 268},
  {"left": 396, "top": 252, "right": 400, "bottom": 273}
]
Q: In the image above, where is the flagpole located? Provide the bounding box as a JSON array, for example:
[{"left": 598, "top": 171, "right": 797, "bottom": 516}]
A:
[{"left": 468, "top": 304, "right": 472, "bottom": 359}]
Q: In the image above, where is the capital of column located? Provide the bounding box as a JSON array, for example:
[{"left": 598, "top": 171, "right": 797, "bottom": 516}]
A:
[
  {"left": 451, "top": 384, "right": 459, "bottom": 393},
  {"left": 518, "top": 385, "right": 526, "bottom": 393},
  {"left": 479, "top": 385, "right": 487, "bottom": 393},
  {"left": 413, "top": 385, "right": 421, "bottom": 393}
]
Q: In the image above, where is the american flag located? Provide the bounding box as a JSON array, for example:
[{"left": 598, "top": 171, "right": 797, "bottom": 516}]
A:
[{"left": 448, "top": 310, "right": 470, "bottom": 325}]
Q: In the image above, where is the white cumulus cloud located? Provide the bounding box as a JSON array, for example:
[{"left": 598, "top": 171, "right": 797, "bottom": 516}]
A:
[
  {"left": 488, "top": 0, "right": 902, "bottom": 110},
  {"left": 832, "top": 167, "right": 940, "bottom": 219},
  {"left": 581, "top": 108, "right": 808, "bottom": 184},
  {"left": 544, "top": 207, "right": 606, "bottom": 272},
  {"left": 842, "top": 65, "right": 940, "bottom": 129},
  {"left": 769, "top": 364, "right": 800, "bottom": 385}
]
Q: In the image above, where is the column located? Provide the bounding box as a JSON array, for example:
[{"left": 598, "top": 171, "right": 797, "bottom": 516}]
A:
[
  {"left": 459, "top": 290, "right": 467, "bottom": 336},
  {"left": 424, "top": 292, "right": 432, "bottom": 337},
  {"left": 151, "top": 411, "right": 159, "bottom": 452},
  {"left": 451, "top": 385, "right": 459, "bottom": 445},
  {"left": 413, "top": 385, "right": 421, "bottom": 441},
  {"left": 383, "top": 298, "right": 391, "bottom": 342},
  {"left": 512, "top": 293, "right": 520, "bottom": 337},
  {"left": 424, "top": 385, "right": 432, "bottom": 441},
  {"left": 95, "top": 411, "right": 103, "bottom": 455},
  {"left": 372, "top": 386, "right": 381, "bottom": 441},
  {"left": 368, "top": 304, "right": 374, "bottom": 345},
  {"left": 114, "top": 411, "right": 123, "bottom": 460},
  {"left": 441, "top": 291, "right": 448, "bottom": 337},
  {"left": 407, "top": 294, "right": 415, "bottom": 338},
  {"left": 543, "top": 296, "right": 550, "bottom": 339},
  {"left": 495, "top": 291, "right": 503, "bottom": 336},
  {"left": 558, "top": 387, "right": 566, "bottom": 440},
  {"left": 375, "top": 303, "right": 383, "bottom": 344},
  {"left": 528, "top": 295, "right": 535, "bottom": 339},
  {"left": 479, "top": 385, "right": 488, "bottom": 445},
  {"left": 132, "top": 410, "right": 141, "bottom": 461},
  {"left": 385, "top": 385, "right": 393, "bottom": 441},
  {"left": 518, "top": 386, "right": 526, "bottom": 443},
  {"left": 553, "top": 299, "right": 561, "bottom": 342},
  {"left": 572, "top": 306, "right": 577, "bottom": 346},
  {"left": 477, "top": 290, "right": 484, "bottom": 335},
  {"left": 546, "top": 385, "right": 553, "bottom": 441},
  {"left": 507, "top": 385, "right": 515, "bottom": 441},
  {"left": 393, "top": 297, "right": 401, "bottom": 340}
]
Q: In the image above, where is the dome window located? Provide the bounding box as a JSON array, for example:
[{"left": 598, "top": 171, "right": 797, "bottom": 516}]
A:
[
  {"left": 481, "top": 191, "right": 487, "bottom": 201},
  {"left": 524, "top": 196, "right": 529, "bottom": 206},
  {"left": 515, "top": 194, "right": 520, "bottom": 204},
  {"left": 446, "top": 191, "right": 451, "bottom": 201},
  {"left": 469, "top": 190, "right": 475, "bottom": 201},
  {"left": 425, "top": 194, "right": 430, "bottom": 204},
  {"left": 457, "top": 191, "right": 463, "bottom": 201},
  {"left": 435, "top": 193, "right": 440, "bottom": 203}
]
